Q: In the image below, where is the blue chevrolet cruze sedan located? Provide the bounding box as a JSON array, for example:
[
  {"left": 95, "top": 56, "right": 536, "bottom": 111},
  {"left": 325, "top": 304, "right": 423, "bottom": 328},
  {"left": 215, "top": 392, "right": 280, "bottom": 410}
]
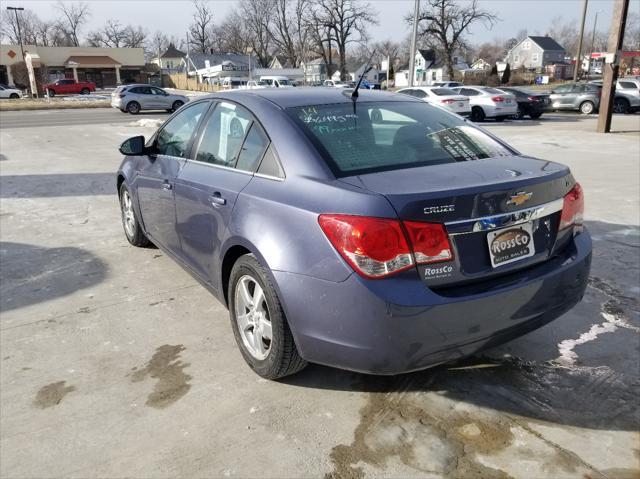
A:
[{"left": 117, "top": 88, "right": 591, "bottom": 379}]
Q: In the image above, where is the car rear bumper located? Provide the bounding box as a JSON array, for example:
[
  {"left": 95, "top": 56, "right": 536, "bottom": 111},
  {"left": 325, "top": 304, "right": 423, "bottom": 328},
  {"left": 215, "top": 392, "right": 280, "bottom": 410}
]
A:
[
  {"left": 484, "top": 104, "right": 518, "bottom": 117},
  {"left": 275, "top": 230, "right": 591, "bottom": 375}
]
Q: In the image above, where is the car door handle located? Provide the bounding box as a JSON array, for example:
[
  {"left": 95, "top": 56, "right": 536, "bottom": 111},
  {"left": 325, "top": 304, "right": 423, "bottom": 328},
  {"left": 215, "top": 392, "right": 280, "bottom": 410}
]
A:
[
  {"left": 209, "top": 192, "right": 227, "bottom": 206},
  {"left": 162, "top": 181, "right": 172, "bottom": 191}
]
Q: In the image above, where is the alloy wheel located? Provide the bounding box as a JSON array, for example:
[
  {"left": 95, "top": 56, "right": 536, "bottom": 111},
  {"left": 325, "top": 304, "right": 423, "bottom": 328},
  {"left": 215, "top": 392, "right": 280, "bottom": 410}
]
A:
[
  {"left": 120, "top": 190, "right": 136, "bottom": 238},
  {"left": 234, "top": 275, "right": 273, "bottom": 361}
]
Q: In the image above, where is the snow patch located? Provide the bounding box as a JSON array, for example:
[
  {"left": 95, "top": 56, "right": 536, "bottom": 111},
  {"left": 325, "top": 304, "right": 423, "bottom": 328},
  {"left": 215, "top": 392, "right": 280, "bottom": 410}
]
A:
[
  {"left": 555, "top": 310, "right": 640, "bottom": 367},
  {"left": 129, "top": 118, "right": 164, "bottom": 128}
]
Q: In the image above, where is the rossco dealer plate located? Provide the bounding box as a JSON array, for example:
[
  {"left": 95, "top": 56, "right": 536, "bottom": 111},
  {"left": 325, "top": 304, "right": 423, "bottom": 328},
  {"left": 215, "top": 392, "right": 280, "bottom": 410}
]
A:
[{"left": 487, "top": 222, "right": 535, "bottom": 268}]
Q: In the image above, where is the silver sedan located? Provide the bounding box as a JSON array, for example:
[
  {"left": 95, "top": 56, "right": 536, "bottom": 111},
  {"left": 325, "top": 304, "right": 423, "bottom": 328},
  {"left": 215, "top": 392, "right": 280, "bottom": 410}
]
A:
[{"left": 111, "top": 84, "right": 189, "bottom": 114}]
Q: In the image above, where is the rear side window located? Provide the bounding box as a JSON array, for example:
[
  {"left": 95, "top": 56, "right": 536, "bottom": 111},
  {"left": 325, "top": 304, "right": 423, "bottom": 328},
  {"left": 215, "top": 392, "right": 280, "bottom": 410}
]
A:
[
  {"left": 257, "top": 144, "right": 285, "bottom": 179},
  {"left": 236, "top": 124, "right": 269, "bottom": 172},
  {"left": 459, "top": 88, "right": 480, "bottom": 96},
  {"left": 619, "top": 81, "right": 637, "bottom": 89},
  {"left": 288, "top": 101, "right": 512, "bottom": 177},
  {"left": 482, "top": 87, "right": 504, "bottom": 95}
]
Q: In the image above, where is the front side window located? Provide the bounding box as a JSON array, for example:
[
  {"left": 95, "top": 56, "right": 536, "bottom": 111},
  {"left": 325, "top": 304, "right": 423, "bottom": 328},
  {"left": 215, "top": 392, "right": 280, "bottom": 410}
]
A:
[
  {"left": 155, "top": 101, "right": 209, "bottom": 157},
  {"left": 288, "top": 101, "right": 513, "bottom": 177},
  {"left": 195, "top": 101, "right": 257, "bottom": 169}
]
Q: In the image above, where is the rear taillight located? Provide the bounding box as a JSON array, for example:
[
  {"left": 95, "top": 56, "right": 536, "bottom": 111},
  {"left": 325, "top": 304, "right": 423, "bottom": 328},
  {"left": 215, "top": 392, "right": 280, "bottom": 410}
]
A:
[
  {"left": 441, "top": 99, "right": 455, "bottom": 104},
  {"left": 559, "top": 183, "right": 584, "bottom": 232},
  {"left": 318, "top": 214, "right": 453, "bottom": 279},
  {"left": 118, "top": 93, "right": 126, "bottom": 98},
  {"left": 318, "top": 215, "right": 413, "bottom": 278},
  {"left": 491, "top": 96, "right": 505, "bottom": 102},
  {"left": 403, "top": 221, "right": 454, "bottom": 264}
]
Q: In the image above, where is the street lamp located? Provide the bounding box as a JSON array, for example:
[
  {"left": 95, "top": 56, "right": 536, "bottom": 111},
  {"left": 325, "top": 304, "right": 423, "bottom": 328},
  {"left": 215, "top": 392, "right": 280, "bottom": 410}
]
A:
[{"left": 6, "top": 6, "right": 25, "bottom": 60}]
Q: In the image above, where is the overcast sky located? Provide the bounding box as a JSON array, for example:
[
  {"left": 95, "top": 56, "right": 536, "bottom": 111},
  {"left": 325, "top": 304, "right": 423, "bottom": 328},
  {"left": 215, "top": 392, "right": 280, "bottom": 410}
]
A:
[{"left": 5, "top": 0, "right": 639, "bottom": 47}]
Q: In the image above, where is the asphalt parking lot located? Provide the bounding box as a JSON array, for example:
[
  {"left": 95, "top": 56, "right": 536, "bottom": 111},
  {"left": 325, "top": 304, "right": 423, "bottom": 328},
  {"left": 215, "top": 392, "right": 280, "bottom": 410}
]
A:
[{"left": 1, "top": 108, "right": 639, "bottom": 478}]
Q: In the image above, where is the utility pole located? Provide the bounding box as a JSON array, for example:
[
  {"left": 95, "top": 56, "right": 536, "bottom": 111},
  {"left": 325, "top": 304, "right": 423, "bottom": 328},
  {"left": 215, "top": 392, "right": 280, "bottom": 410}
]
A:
[
  {"left": 597, "top": 0, "right": 630, "bottom": 133},
  {"left": 586, "top": 11, "right": 600, "bottom": 82},
  {"left": 573, "top": 0, "right": 589, "bottom": 82},
  {"left": 6, "top": 7, "right": 25, "bottom": 60},
  {"left": 408, "top": 0, "right": 420, "bottom": 87}
]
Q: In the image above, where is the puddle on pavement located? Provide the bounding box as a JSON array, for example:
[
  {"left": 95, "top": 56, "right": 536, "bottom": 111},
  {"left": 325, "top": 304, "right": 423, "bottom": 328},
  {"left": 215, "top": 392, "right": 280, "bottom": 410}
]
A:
[
  {"left": 33, "top": 381, "right": 76, "bottom": 409},
  {"left": 130, "top": 344, "right": 192, "bottom": 408}
]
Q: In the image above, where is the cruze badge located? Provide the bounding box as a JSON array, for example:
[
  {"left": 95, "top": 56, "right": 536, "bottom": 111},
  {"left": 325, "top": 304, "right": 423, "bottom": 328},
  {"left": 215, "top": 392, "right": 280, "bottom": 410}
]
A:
[
  {"left": 507, "top": 191, "right": 533, "bottom": 207},
  {"left": 424, "top": 204, "right": 455, "bottom": 215}
]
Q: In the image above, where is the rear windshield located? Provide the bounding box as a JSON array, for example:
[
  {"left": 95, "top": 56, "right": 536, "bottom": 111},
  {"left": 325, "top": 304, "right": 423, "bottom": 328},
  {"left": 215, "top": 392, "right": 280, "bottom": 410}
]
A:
[
  {"left": 431, "top": 88, "right": 457, "bottom": 96},
  {"left": 288, "top": 101, "right": 513, "bottom": 176}
]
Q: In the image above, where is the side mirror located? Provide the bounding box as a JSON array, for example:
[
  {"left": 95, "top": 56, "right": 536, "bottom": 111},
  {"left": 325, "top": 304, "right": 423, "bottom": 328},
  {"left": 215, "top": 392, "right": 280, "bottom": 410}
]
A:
[{"left": 119, "top": 136, "right": 146, "bottom": 156}]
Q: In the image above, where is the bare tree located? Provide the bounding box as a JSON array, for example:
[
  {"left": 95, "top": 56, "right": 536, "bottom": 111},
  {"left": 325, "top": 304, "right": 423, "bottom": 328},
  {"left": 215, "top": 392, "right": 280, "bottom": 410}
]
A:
[
  {"left": 305, "top": 4, "right": 337, "bottom": 78},
  {"left": 315, "top": 0, "right": 377, "bottom": 80},
  {"left": 189, "top": 0, "right": 214, "bottom": 53},
  {"left": 239, "top": 0, "right": 273, "bottom": 66},
  {"left": 55, "top": 1, "right": 90, "bottom": 46},
  {"left": 546, "top": 17, "right": 579, "bottom": 56},
  {"left": 269, "top": 0, "right": 312, "bottom": 67},
  {"left": 410, "top": 0, "right": 497, "bottom": 79},
  {"left": 214, "top": 10, "right": 251, "bottom": 54},
  {"left": 1, "top": 8, "right": 41, "bottom": 45},
  {"left": 87, "top": 20, "right": 146, "bottom": 48},
  {"left": 623, "top": 11, "right": 640, "bottom": 50},
  {"left": 474, "top": 39, "right": 505, "bottom": 64}
]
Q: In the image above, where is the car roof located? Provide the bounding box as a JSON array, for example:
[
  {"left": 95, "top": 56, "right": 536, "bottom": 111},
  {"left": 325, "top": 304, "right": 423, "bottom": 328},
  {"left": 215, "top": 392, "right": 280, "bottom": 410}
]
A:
[{"left": 213, "top": 87, "right": 420, "bottom": 108}]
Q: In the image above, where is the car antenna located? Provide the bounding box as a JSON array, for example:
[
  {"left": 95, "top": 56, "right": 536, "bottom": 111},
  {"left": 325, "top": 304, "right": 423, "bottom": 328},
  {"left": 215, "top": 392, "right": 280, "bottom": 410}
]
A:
[{"left": 346, "top": 49, "right": 376, "bottom": 101}]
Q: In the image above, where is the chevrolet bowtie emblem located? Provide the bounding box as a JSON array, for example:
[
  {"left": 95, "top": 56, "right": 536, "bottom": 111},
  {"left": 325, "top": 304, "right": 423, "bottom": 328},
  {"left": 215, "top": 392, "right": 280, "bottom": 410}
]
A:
[{"left": 507, "top": 191, "right": 533, "bottom": 206}]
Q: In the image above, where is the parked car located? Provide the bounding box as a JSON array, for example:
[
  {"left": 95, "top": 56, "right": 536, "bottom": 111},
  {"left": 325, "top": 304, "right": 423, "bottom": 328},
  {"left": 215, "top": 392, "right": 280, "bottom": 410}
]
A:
[
  {"left": 397, "top": 86, "right": 471, "bottom": 116},
  {"left": 238, "top": 80, "right": 267, "bottom": 90},
  {"left": 111, "top": 84, "right": 188, "bottom": 114},
  {"left": 433, "top": 81, "right": 463, "bottom": 88},
  {"left": 45, "top": 78, "right": 95, "bottom": 96},
  {"left": 451, "top": 86, "right": 518, "bottom": 121},
  {"left": 323, "top": 79, "right": 350, "bottom": 88},
  {"left": 497, "top": 87, "right": 551, "bottom": 119},
  {"left": 116, "top": 88, "right": 591, "bottom": 379},
  {"left": 548, "top": 83, "right": 601, "bottom": 114},
  {"left": 260, "top": 76, "right": 294, "bottom": 88},
  {"left": 588, "top": 79, "right": 640, "bottom": 114},
  {"left": 0, "top": 84, "right": 22, "bottom": 99}
]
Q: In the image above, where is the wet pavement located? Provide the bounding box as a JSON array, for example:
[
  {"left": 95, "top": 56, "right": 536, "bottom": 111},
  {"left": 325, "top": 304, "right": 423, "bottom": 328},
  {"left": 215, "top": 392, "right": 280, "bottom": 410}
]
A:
[{"left": 0, "top": 110, "right": 638, "bottom": 478}]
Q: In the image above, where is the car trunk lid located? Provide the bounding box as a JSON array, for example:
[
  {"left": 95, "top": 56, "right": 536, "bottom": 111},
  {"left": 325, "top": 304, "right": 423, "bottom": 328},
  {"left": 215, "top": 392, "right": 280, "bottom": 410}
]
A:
[{"left": 340, "top": 156, "right": 575, "bottom": 287}]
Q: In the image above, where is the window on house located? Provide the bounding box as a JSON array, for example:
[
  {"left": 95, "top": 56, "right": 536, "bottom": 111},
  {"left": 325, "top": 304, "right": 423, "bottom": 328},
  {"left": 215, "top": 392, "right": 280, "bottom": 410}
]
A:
[
  {"left": 532, "top": 53, "right": 539, "bottom": 62},
  {"left": 514, "top": 55, "right": 520, "bottom": 63},
  {"left": 523, "top": 41, "right": 531, "bottom": 50}
]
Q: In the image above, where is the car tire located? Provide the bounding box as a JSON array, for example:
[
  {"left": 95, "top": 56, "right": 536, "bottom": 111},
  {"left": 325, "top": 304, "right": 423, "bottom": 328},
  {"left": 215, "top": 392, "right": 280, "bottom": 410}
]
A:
[
  {"left": 530, "top": 112, "right": 543, "bottom": 119},
  {"left": 119, "top": 183, "right": 150, "bottom": 247},
  {"left": 613, "top": 97, "right": 630, "bottom": 114},
  {"left": 579, "top": 101, "right": 595, "bottom": 115},
  {"left": 127, "top": 101, "right": 141, "bottom": 114},
  {"left": 172, "top": 100, "right": 184, "bottom": 112},
  {"left": 47, "top": 89, "right": 55, "bottom": 97},
  {"left": 514, "top": 106, "right": 525, "bottom": 120},
  {"left": 9, "top": 93, "right": 19, "bottom": 99},
  {"left": 228, "top": 254, "right": 307, "bottom": 380},
  {"left": 81, "top": 88, "right": 90, "bottom": 95},
  {"left": 470, "top": 106, "right": 485, "bottom": 122}
]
